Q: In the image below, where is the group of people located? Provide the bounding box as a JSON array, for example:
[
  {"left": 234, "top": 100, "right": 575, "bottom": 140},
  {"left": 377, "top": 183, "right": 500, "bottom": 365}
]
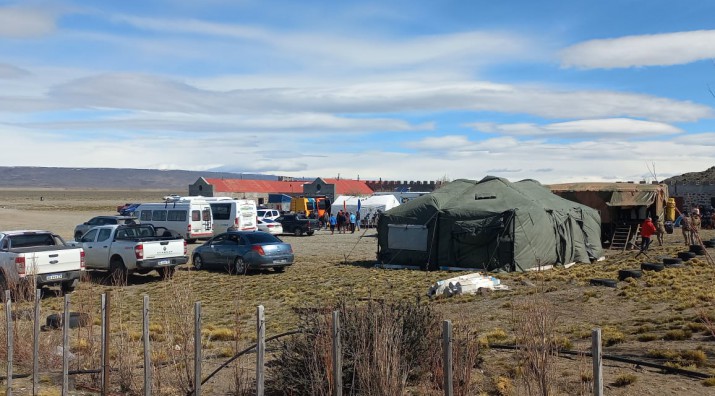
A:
[
  {"left": 639, "top": 207, "right": 705, "bottom": 254},
  {"left": 679, "top": 208, "right": 702, "bottom": 246},
  {"left": 326, "top": 210, "right": 359, "bottom": 234}
]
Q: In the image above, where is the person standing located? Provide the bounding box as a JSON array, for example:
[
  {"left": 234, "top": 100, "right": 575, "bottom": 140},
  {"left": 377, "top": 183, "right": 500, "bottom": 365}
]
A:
[
  {"left": 681, "top": 211, "right": 691, "bottom": 245},
  {"left": 690, "top": 209, "right": 702, "bottom": 244},
  {"left": 639, "top": 217, "right": 656, "bottom": 253},
  {"left": 329, "top": 213, "right": 337, "bottom": 234},
  {"left": 349, "top": 212, "right": 356, "bottom": 233},
  {"left": 356, "top": 211, "right": 361, "bottom": 231},
  {"left": 654, "top": 215, "right": 665, "bottom": 246}
]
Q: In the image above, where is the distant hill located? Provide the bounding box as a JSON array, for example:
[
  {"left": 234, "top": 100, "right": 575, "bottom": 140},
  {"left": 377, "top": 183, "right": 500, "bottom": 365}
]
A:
[
  {"left": 0, "top": 167, "right": 279, "bottom": 190},
  {"left": 662, "top": 167, "right": 715, "bottom": 185}
]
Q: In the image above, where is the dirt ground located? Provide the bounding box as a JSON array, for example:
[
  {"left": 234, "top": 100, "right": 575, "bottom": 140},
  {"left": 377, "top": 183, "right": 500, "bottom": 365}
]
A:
[{"left": 1, "top": 189, "right": 715, "bottom": 395}]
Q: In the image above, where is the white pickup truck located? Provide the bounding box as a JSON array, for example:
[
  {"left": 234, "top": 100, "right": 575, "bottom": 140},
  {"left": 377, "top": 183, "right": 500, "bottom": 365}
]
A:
[
  {"left": 74, "top": 224, "right": 187, "bottom": 282},
  {"left": 0, "top": 230, "right": 85, "bottom": 295}
]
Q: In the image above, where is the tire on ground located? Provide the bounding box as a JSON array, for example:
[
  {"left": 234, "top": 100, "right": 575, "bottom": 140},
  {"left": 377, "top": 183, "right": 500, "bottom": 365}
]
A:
[
  {"left": 589, "top": 278, "right": 618, "bottom": 288},
  {"left": 618, "top": 269, "right": 642, "bottom": 281},
  {"left": 662, "top": 257, "right": 683, "bottom": 265},
  {"left": 45, "top": 312, "right": 90, "bottom": 329},
  {"left": 641, "top": 262, "right": 665, "bottom": 272},
  {"left": 677, "top": 251, "right": 697, "bottom": 261}
]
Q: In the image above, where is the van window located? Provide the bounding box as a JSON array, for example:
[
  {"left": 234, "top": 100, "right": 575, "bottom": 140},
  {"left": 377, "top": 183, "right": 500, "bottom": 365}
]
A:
[
  {"left": 210, "top": 203, "right": 232, "bottom": 220},
  {"left": 140, "top": 210, "right": 152, "bottom": 221},
  {"left": 192, "top": 210, "right": 200, "bottom": 221},
  {"left": 167, "top": 210, "right": 187, "bottom": 221},
  {"left": 152, "top": 210, "right": 167, "bottom": 221},
  {"left": 202, "top": 208, "right": 211, "bottom": 221}
]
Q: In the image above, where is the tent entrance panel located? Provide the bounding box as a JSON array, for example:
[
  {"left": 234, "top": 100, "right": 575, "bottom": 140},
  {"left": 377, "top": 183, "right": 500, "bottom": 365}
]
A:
[
  {"left": 387, "top": 224, "right": 429, "bottom": 251},
  {"left": 450, "top": 214, "right": 512, "bottom": 270}
]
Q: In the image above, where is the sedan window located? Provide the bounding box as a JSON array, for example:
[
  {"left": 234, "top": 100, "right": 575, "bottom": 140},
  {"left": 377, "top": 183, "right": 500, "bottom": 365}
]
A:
[{"left": 244, "top": 233, "right": 280, "bottom": 244}]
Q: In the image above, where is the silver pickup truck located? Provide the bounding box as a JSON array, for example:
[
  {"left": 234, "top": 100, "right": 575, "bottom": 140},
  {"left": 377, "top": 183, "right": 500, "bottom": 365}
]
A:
[
  {"left": 0, "top": 230, "right": 85, "bottom": 295},
  {"left": 73, "top": 224, "right": 187, "bottom": 282}
]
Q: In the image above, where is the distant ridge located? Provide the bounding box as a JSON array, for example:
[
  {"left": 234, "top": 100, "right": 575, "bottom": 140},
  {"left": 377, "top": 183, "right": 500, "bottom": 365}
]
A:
[
  {"left": 662, "top": 166, "right": 715, "bottom": 185},
  {"left": 0, "top": 167, "right": 278, "bottom": 190}
]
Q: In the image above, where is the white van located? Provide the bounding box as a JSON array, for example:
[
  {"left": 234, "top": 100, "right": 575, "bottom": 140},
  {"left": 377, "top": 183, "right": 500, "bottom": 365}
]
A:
[
  {"left": 200, "top": 197, "right": 258, "bottom": 234},
  {"left": 134, "top": 199, "right": 213, "bottom": 242}
]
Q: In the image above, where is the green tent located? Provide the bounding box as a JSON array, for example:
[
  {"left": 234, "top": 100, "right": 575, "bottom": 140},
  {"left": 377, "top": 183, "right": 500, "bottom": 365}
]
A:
[{"left": 376, "top": 177, "right": 603, "bottom": 272}]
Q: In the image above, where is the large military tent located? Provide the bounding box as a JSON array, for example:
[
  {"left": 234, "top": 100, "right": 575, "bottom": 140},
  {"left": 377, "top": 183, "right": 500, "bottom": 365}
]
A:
[{"left": 377, "top": 177, "right": 603, "bottom": 272}]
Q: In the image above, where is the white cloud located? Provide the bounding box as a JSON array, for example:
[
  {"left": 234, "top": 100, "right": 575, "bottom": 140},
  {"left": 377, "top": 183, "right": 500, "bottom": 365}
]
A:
[
  {"left": 470, "top": 118, "right": 683, "bottom": 139},
  {"left": 0, "top": 7, "right": 56, "bottom": 38},
  {"left": 561, "top": 30, "right": 715, "bottom": 69},
  {"left": 0, "top": 72, "right": 704, "bottom": 125},
  {"left": 111, "top": 15, "right": 536, "bottom": 69},
  {"left": 0, "top": 63, "right": 31, "bottom": 79}
]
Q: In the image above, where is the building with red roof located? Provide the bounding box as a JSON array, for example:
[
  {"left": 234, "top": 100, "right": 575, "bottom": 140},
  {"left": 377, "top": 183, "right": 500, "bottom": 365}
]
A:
[{"left": 188, "top": 176, "right": 373, "bottom": 206}]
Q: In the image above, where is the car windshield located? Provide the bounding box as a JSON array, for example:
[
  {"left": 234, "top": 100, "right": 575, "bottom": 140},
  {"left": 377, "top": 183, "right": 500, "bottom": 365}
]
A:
[{"left": 244, "top": 233, "right": 280, "bottom": 244}]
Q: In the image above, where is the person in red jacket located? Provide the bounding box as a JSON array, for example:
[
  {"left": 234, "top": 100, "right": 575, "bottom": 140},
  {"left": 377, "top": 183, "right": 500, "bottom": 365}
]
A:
[{"left": 639, "top": 217, "right": 657, "bottom": 253}]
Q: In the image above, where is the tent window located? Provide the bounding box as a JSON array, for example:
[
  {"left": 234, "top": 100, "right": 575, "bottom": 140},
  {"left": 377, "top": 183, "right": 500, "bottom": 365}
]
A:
[
  {"left": 387, "top": 224, "right": 428, "bottom": 251},
  {"left": 475, "top": 194, "right": 496, "bottom": 200}
]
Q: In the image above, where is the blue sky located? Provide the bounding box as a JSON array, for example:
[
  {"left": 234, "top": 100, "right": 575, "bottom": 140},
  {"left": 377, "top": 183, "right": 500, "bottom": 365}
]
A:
[{"left": 2, "top": 0, "right": 715, "bottom": 183}]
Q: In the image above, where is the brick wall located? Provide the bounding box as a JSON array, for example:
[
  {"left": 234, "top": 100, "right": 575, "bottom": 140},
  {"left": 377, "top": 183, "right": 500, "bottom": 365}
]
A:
[{"left": 666, "top": 182, "right": 715, "bottom": 210}]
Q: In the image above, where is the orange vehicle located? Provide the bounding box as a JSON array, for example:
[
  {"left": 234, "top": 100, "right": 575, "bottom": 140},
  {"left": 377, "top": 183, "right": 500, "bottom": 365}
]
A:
[{"left": 290, "top": 196, "right": 329, "bottom": 218}]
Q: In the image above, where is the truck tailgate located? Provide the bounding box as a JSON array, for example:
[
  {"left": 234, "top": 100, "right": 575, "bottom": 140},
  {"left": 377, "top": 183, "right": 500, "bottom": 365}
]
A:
[
  {"left": 19, "top": 248, "right": 83, "bottom": 275},
  {"left": 141, "top": 240, "right": 185, "bottom": 259}
]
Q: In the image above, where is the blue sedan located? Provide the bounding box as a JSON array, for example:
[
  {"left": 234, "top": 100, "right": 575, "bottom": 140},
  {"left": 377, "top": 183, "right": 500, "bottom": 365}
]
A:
[{"left": 192, "top": 231, "right": 294, "bottom": 274}]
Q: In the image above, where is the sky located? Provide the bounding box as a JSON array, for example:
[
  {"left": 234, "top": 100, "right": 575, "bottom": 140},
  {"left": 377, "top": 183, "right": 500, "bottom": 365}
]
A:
[{"left": 2, "top": 0, "right": 715, "bottom": 184}]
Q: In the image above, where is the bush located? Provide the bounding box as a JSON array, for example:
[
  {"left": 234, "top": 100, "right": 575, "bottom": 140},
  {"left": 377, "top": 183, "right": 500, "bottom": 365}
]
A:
[
  {"left": 613, "top": 373, "right": 637, "bottom": 387},
  {"left": 267, "top": 298, "right": 480, "bottom": 395}
]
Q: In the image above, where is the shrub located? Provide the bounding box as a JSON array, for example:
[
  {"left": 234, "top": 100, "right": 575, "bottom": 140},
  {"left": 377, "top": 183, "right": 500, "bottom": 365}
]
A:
[{"left": 613, "top": 373, "right": 637, "bottom": 387}]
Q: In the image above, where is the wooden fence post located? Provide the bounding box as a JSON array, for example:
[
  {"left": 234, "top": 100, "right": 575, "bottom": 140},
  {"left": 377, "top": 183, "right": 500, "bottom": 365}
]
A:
[
  {"left": 33, "top": 289, "right": 41, "bottom": 396},
  {"left": 332, "top": 311, "right": 342, "bottom": 396},
  {"left": 143, "top": 295, "right": 151, "bottom": 396},
  {"left": 442, "top": 320, "right": 453, "bottom": 396},
  {"left": 256, "top": 305, "right": 265, "bottom": 396},
  {"left": 62, "top": 294, "right": 70, "bottom": 396},
  {"left": 592, "top": 328, "right": 603, "bottom": 396},
  {"left": 101, "top": 293, "right": 110, "bottom": 396},
  {"left": 194, "top": 301, "right": 202, "bottom": 396},
  {"left": 5, "top": 290, "right": 12, "bottom": 396}
]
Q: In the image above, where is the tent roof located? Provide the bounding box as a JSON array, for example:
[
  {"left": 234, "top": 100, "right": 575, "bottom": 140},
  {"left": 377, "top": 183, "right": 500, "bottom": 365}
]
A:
[
  {"left": 606, "top": 191, "right": 657, "bottom": 206},
  {"left": 548, "top": 182, "right": 667, "bottom": 193}
]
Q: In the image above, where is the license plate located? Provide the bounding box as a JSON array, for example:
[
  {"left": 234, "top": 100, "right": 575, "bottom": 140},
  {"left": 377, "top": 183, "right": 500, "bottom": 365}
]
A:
[
  {"left": 46, "top": 274, "right": 63, "bottom": 281},
  {"left": 273, "top": 259, "right": 287, "bottom": 264},
  {"left": 158, "top": 260, "right": 171, "bottom": 265}
]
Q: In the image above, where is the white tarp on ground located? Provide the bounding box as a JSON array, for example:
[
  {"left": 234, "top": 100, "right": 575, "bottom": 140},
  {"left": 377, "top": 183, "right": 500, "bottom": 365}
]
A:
[
  {"left": 331, "top": 195, "right": 401, "bottom": 216},
  {"left": 427, "top": 273, "right": 508, "bottom": 298}
]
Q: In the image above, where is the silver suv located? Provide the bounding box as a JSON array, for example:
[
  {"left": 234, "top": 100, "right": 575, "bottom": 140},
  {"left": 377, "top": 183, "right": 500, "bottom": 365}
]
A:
[
  {"left": 256, "top": 209, "right": 280, "bottom": 221},
  {"left": 74, "top": 216, "right": 136, "bottom": 240}
]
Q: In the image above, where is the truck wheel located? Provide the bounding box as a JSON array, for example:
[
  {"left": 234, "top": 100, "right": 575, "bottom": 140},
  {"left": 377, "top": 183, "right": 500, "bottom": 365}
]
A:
[
  {"left": 109, "top": 258, "right": 128, "bottom": 285},
  {"left": 234, "top": 257, "right": 248, "bottom": 275},
  {"left": 193, "top": 255, "right": 204, "bottom": 270},
  {"left": 157, "top": 266, "right": 176, "bottom": 279},
  {"left": 307, "top": 231, "right": 315, "bottom": 236},
  {"left": 294, "top": 228, "right": 301, "bottom": 236},
  {"left": 61, "top": 281, "right": 76, "bottom": 294}
]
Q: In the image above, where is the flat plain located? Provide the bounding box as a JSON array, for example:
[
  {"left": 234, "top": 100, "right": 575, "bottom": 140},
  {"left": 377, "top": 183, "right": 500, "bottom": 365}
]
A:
[{"left": 1, "top": 188, "right": 715, "bottom": 395}]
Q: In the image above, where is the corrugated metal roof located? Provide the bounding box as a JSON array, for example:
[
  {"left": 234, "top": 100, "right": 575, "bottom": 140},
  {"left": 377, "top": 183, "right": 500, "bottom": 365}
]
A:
[
  {"left": 323, "top": 178, "right": 374, "bottom": 195},
  {"left": 548, "top": 182, "right": 668, "bottom": 192},
  {"left": 205, "top": 178, "right": 306, "bottom": 194},
  {"left": 204, "top": 178, "right": 373, "bottom": 195}
]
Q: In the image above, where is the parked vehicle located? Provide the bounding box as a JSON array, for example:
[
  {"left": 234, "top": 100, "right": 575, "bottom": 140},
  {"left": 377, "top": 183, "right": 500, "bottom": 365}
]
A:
[
  {"left": 73, "top": 224, "right": 187, "bottom": 282},
  {"left": 74, "top": 215, "right": 136, "bottom": 240},
  {"left": 257, "top": 218, "right": 283, "bottom": 235},
  {"left": 256, "top": 208, "right": 280, "bottom": 221},
  {"left": 192, "top": 231, "right": 293, "bottom": 274},
  {"left": 201, "top": 197, "right": 258, "bottom": 234},
  {"left": 0, "top": 230, "right": 85, "bottom": 294},
  {"left": 275, "top": 213, "right": 319, "bottom": 236},
  {"left": 134, "top": 199, "right": 213, "bottom": 242},
  {"left": 290, "top": 196, "right": 329, "bottom": 218}
]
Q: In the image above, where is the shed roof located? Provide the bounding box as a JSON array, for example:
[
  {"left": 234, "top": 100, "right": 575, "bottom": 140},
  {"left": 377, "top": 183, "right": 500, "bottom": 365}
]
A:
[
  {"left": 205, "top": 178, "right": 306, "bottom": 194},
  {"left": 322, "top": 178, "right": 373, "bottom": 195}
]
